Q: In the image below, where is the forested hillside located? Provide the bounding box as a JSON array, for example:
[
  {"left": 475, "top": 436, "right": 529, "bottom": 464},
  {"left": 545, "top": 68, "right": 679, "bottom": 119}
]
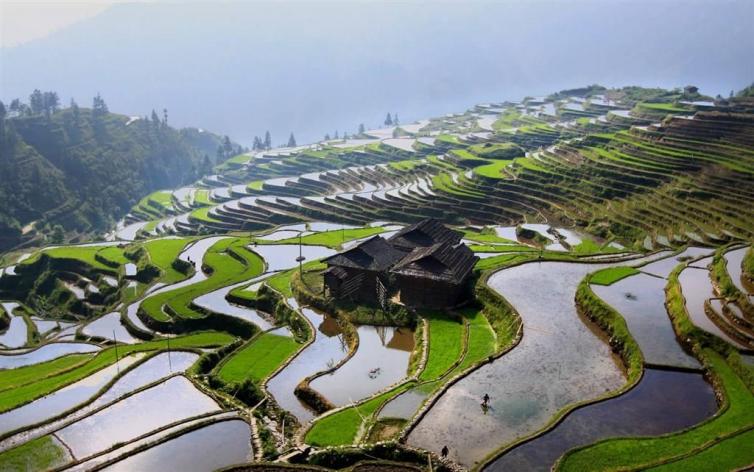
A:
[{"left": 0, "top": 92, "right": 241, "bottom": 250}]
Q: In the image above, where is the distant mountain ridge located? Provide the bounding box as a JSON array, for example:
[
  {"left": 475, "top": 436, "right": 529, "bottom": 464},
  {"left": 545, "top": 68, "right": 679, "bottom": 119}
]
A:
[{"left": 0, "top": 101, "right": 239, "bottom": 251}]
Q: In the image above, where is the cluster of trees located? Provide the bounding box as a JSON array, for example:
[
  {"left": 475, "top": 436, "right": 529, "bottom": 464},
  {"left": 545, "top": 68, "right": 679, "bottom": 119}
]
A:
[
  {"left": 384, "top": 112, "right": 399, "bottom": 126},
  {"left": 252, "top": 131, "right": 272, "bottom": 150},
  {"left": 215, "top": 135, "right": 246, "bottom": 163},
  {"left": 0, "top": 89, "right": 235, "bottom": 250}
]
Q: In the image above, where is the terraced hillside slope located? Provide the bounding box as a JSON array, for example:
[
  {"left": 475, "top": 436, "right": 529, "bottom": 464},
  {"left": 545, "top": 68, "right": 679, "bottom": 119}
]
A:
[
  {"left": 0, "top": 84, "right": 753, "bottom": 472},
  {"left": 0, "top": 95, "right": 241, "bottom": 252}
]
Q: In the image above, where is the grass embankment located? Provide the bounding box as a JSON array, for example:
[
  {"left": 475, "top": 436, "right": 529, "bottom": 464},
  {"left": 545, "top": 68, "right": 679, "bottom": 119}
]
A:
[
  {"left": 272, "top": 227, "right": 384, "bottom": 249},
  {"left": 556, "top": 263, "right": 754, "bottom": 471},
  {"left": 216, "top": 333, "right": 300, "bottom": 383},
  {"left": 589, "top": 266, "right": 639, "bottom": 286},
  {"left": 21, "top": 245, "right": 128, "bottom": 272},
  {"left": 0, "top": 332, "right": 233, "bottom": 413},
  {"left": 304, "top": 305, "right": 502, "bottom": 448},
  {"left": 474, "top": 159, "right": 512, "bottom": 179},
  {"left": 141, "top": 238, "right": 264, "bottom": 322},
  {"left": 305, "top": 384, "right": 413, "bottom": 447},
  {"left": 462, "top": 227, "right": 516, "bottom": 244},
  {"left": 0, "top": 436, "right": 68, "bottom": 471},
  {"left": 419, "top": 312, "right": 464, "bottom": 381},
  {"left": 142, "top": 237, "right": 194, "bottom": 283}
]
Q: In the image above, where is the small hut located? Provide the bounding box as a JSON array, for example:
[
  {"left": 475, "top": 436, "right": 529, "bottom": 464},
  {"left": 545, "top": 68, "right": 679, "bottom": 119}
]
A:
[
  {"left": 322, "top": 236, "right": 405, "bottom": 304},
  {"left": 390, "top": 242, "right": 478, "bottom": 308}
]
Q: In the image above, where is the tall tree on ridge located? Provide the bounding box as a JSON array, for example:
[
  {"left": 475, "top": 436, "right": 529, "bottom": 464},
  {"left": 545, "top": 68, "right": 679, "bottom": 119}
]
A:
[
  {"left": 264, "top": 130, "right": 272, "bottom": 150},
  {"left": 384, "top": 112, "right": 393, "bottom": 126},
  {"left": 287, "top": 133, "right": 296, "bottom": 147}
]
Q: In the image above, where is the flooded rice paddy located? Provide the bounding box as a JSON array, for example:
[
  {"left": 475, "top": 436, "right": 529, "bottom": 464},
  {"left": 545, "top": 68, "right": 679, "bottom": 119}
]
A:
[
  {"left": 83, "top": 312, "right": 137, "bottom": 344},
  {"left": 267, "top": 308, "right": 348, "bottom": 422},
  {"left": 486, "top": 369, "right": 717, "bottom": 471},
  {"left": 408, "top": 255, "right": 661, "bottom": 466},
  {"left": 0, "top": 355, "right": 144, "bottom": 436},
  {"left": 56, "top": 375, "right": 220, "bottom": 458},
  {"left": 250, "top": 244, "right": 336, "bottom": 272},
  {"left": 678, "top": 263, "right": 751, "bottom": 350},
  {"left": 102, "top": 419, "right": 252, "bottom": 472},
  {"left": 310, "top": 325, "right": 414, "bottom": 406},
  {"left": 0, "top": 342, "right": 99, "bottom": 370},
  {"left": 592, "top": 274, "right": 699, "bottom": 369},
  {"left": 724, "top": 246, "right": 750, "bottom": 295},
  {"left": 0, "top": 303, "right": 27, "bottom": 349}
]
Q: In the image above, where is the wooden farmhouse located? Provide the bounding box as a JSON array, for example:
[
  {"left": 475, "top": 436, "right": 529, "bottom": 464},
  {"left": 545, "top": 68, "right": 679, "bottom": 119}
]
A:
[{"left": 322, "top": 219, "right": 478, "bottom": 309}]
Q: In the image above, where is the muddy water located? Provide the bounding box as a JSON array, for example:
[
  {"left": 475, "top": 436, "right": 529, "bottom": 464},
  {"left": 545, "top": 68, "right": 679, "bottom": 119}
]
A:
[
  {"left": 0, "top": 303, "right": 27, "bottom": 349},
  {"left": 408, "top": 255, "right": 662, "bottom": 467},
  {"left": 679, "top": 264, "right": 750, "bottom": 350},
  {"left": 724, "top": 247, "right": 750, "bottom": 295},
  {"left": 486, "top": 369, "right": 717, "bottom": 471},
  {"left": 267, "top": 308, "right": 348, "bottom": 422},
  {"left": 0, "top": 342, "right": 99, "bottom": 370},
  {"left": 250, "top": 244, "right": 336, "bottom": 272},
  {"left": 193, "top": 280, "right": 272, "bottom": 330},
  {"left": 83, "top": 312, "right": 137, "bottom": 344},
  {"left": 593, "top": 274, "right": 699, "bottom": 369},
  {"left": 0, "top": 355, "right": 143, "bottom": 436},
  {"left": 57, "top": 376, "right": 220, "bottom": 458},
  {"left": 102, "top": 419, "right": 252, "bottom": 472},
  {"left": 310, "top": 326, "right": 414, "bottom": 405}
]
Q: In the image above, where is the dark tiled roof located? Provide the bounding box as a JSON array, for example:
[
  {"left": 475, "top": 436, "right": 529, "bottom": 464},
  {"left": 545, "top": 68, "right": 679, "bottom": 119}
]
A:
[
  {"left": 388, "top": 218, "right": 462, "bottom": 251},
  {"left": 322, "top": 236, "right": 406, "bottom": 271},
  {"left": 391, "top": 242, "right": 478, "bottom": 284}
]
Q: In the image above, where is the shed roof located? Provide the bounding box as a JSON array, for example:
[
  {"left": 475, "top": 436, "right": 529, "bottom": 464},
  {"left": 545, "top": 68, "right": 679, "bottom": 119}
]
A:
[
  {"left": 322, "top": 236, "right": 406, "bottom": 271},
  {"left": 391, "top": 242, "right": 477, "bottom": 284},
  {"left": 388, "top": 218, "right": 463, "bottom": 251}
]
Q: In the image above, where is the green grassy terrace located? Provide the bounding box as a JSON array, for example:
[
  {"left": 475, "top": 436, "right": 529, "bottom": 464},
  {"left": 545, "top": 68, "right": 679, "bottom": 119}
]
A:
[
  {"left": 216, "top": 332, "right": 300, "bottom": 383},
  {"left": 140, "top": 237, "right": 264, "bottom": 322}
]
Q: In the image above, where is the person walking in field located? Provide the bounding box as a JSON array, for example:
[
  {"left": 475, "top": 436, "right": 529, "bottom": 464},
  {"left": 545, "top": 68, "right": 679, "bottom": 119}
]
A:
[{"left": 441, "top": 445, "right": 449, "bottom": 459}]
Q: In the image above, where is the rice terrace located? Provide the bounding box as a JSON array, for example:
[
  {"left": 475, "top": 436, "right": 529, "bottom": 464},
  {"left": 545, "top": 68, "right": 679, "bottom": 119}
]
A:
[
  {"left": 1, "top": 1, "right": 754, "bottom": 470},
  {"left": 1, "top": 83, "right": 754, "bottom": 471}
]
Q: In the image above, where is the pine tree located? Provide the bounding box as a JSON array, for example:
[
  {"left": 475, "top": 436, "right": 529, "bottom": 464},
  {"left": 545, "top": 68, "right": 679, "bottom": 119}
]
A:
[
  {"left": 393, "top": 113, "right": 399, "bottom": 125},
  {"left": 384, "top": 113, "right": 393, "bottom": 126},
  {"left": 287, "top": 133, "right": 296, "bottom": 147},
  {"left": 324, "top": 133, "right": 331, "bottom": 141},
  {"left": 264, "top": 131, "right": 272, "bottom": 150},
  {"left": 30, "top": 89, "right": 44, "bottom": 115},
  {"left": 92, "top": 93, "right": 108, "bottom": 117},
  {"left": 334, "top": 130, "right": 339, "bottom": 139},
  {"left": 358, "top": 123, "right": 365, "bottom": 134}
]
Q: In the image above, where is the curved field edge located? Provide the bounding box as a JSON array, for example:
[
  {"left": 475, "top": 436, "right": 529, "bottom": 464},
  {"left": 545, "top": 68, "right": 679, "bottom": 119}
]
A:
[
  {"left": 475, "top": 262, "right": 646, "bottom": 470},
  {"left": 0, "top": 332, "right": 234, "bottom": 413},
  {"left": 554, "top": 261, "right": 754, "bottom": 472}
]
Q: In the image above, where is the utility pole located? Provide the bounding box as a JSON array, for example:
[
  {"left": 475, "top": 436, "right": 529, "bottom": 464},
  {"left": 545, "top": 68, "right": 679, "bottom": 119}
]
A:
[
  {"left": 113, "top": 329, "right": 120, "bottom": 376},
  {"left": 167, "top": 336, "right": 172, "bottom": 372},
  {"left": 296, "top": 233, "right": 306, "bottom": 275}
]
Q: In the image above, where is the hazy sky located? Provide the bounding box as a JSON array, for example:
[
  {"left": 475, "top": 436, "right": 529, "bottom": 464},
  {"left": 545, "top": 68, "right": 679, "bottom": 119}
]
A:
[{"left": 1, "top": 1, "right": 752, "bottom": 147}]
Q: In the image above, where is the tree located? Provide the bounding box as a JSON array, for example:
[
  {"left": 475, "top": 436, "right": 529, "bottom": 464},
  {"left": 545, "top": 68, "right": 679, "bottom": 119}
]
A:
[
  {"left": 264, "top": 131, "right": 272, "bottom": 150},
  {"left": 42, "top": 91, "right": 59, "bottom": 117},
  {"left": 216, "top": 145, "right": 224, "bottom": 163},
  {"left": 287, "top": 133, "right": 296, "bottom": 147},
  {"left": 70, "top": 99, "right": 80, "bottom": 124},
  {"left": 324, "top": 133, "right": 331, "bottom": 141},
  {"left": 334, "top": 130, "right": 339, "bottom": 139},
  {"left": 222, "top": 135, "right": 233, "bottom": 158},
  {"left": 29, "top": 89, "right": 44, "bottom": 115},
  {"left": 384, "top": 113, "right": 393, "bottom": 126},
  {"left": 163, "top": 108, "right": 168, "bottom": 125},
  {"left": 252, "top": 136, "right": 262, "bottom": 150},
  {"left": 358, "top": 123, "right": 365, "bottom": 134},
  {"left": 393, "top": 113, "right": 399, "bottom": 125},
  {"left": 92, "top": 93, "right": 108, "bottom": 117},
  {"left": 51, "top": 224, "right": 65, "bottom": 244}
]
